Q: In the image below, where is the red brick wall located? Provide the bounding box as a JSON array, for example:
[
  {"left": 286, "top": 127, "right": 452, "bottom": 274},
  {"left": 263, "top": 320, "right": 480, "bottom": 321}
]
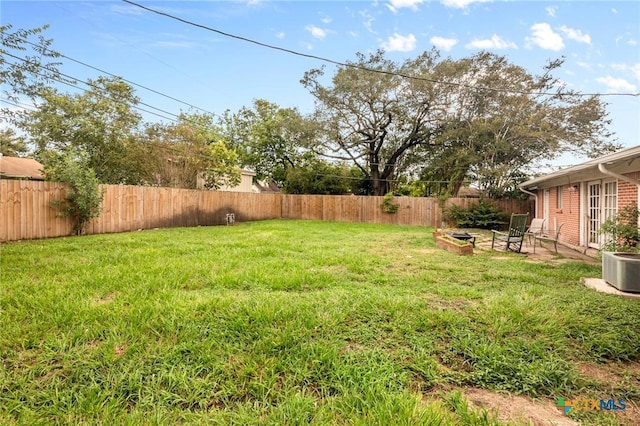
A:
[
  {"left": 543, "top": 184, "right": 581, "bottom": 246},
  {"left": 618, "top": 171, "right": 640, "bottom": 210},
  {"left": 536, "top": 172, "right": 640, "bottom": 248}
]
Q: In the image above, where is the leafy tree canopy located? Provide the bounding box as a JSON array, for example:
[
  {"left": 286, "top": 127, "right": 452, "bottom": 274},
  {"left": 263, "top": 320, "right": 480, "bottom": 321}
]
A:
[
  {"left": 19, "top": 76, "right": 145, "bottom": 184},
  {"left": 1, "top": 24, "right": 69, "bottom": 124},
  {"left": 0, "top": 128, "right": 28, "bottom": 157},
  {"left": 302, "top": 50, "right": 619, "bottom": 196},
  {"left": 143, "top": 112, "right": 240, "bottom": 189},
  {"left": 221, "top": 99, "right": 317, "bottom": 187}
]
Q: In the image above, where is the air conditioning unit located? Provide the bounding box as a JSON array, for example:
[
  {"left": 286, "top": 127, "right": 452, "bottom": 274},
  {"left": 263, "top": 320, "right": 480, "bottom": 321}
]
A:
[{"left": 602, "top": 252, "right": 640, "bottom": 293}]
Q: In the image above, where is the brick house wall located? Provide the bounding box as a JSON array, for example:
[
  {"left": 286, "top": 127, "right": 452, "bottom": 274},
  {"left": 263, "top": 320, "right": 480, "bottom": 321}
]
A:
[
  {"left": 535, "top": 172, "right": 639, "bottom": 249},
  {"left": 523, "top": 146, "right": 640, "bottom": 251},
  {"left": 535, "top": 184, "right": 581, "bottom": 247},
  {"left": 618, "top": 171, "right": 640, "bottom": 210}
]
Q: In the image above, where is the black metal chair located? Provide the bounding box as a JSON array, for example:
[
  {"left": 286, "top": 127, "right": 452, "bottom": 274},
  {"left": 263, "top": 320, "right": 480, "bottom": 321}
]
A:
[{"left": 491, "top": 213, "right": 529, "bottom": 253}]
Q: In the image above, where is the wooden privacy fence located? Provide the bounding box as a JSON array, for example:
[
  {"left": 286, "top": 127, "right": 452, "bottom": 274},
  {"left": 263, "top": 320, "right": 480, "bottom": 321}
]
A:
[{"left": 0, "top": 180, "right": 534, "bottom": 242}]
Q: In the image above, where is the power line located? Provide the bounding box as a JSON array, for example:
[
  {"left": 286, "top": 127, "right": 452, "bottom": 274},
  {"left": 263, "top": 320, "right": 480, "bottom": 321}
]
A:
[
  {"left": 0, "top": 28, "right": 218, "bottom": 117},
  {"left": 3, "top": 52, "right": 183, "bottom": 121},
  {"left": 123, "top": 0, "right": 640, "bottom": 99},
  {"left": 3, "top": 58, "right": 176, "bottom": 122},
  {"left": 0, "top": 98, "right": 37, "bottom": 112}
]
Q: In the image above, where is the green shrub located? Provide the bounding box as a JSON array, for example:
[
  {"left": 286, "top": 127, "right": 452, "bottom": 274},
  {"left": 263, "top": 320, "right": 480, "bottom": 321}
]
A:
[
  {"left": 600, "top": 205, "right": 640, "bottom": 252},
  {"left": 381, "top": 192, "right": 400, "bottom": 214},
  {"left": 444, "top": 199, "right": 509, "bottom": 230},
  {"left": 44, "top": 148, "right": 104, "bottom": 235}
]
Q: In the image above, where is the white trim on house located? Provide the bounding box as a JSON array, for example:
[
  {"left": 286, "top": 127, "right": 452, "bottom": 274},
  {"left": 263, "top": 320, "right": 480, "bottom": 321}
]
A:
[
  {"left": 520, "top": 145, "right": 640, "bottom": 251},
  {"left": 520, "top": 145, "right": 640, "bottom": 190}
]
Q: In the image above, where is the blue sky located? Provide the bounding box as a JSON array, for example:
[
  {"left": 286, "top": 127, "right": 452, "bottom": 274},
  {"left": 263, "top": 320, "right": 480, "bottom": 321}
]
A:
[{"left": 2, "top": 0, "right": 639, "bottom": 168}]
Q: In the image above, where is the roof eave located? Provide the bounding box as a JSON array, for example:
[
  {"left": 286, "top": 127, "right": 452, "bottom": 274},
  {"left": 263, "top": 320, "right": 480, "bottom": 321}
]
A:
[{"left": 520, "top": 145, "right": 640, "bottom": 190}]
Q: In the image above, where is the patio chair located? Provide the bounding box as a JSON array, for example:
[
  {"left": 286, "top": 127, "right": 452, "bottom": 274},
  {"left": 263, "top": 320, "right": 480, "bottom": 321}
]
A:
[
  {"left": 491, "top": 213, "right": 529, "bottom": 253},
  {"left": 525, "top": 218, "right": 545, "bottom": 252},
  {"left": 535, "top": 223, "right": 565, "bottom": 254}
]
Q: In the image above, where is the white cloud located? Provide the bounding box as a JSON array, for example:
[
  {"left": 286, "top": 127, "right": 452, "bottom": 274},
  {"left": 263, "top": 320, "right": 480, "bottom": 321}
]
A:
[
  {"left": 526, "top": 23, "right": 564, "bottom": 51},
  {"left": 381, "top": 33, "right": 417, "bottom": 52},
  {"left": 275, "top": 31, "right": 285, "bottom": 39},
  {"left": 360, "top": 9, "right": 376, "bottom": 34},
  {"left": 545, "top": 6, "right": 556, "bottom": 17},
  {"left": 629, "top": 39, "right": 638, "bottom": 46},
  {"left": 596, "top": 76, "right": 637, "bottom": 92},
  {"left": 612, "top": 8, "right": 618, "bottom": 14},
  {"left": 559, "top": 25, "right": 591, "bottom": 44},
  {"left": 441, "top": 0, "right": 491, "bottom": 9},
  {"left": 321, "top": 17, "right": 332, "bottom": 24},
  {"left": 388, "top": 0, "right": 424, "bottom": 12},
  {"left": 612, "top": 63, "right": 640, "bottom": 81},
  {"left": 153, "top": 41, "right": 197, "bottom": 49},
  {"left": 465, "top": 34, "right": 517, "bottom": 50},
  {"left": 109, "top": 4, "right": 144, "bottom": 15},
  {"left": 305, "top": 25, "right": 327, "bottom": 40},
  {"left": 430, "top": 36, "right": 458, "bottom": 51}
]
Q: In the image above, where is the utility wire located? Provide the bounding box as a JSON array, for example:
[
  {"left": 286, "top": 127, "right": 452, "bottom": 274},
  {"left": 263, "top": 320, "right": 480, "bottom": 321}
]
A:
[
  {"left": 123, "top": 0, "right": 640, "bottom": 98},
  {"left": 4, "top": 59, "right": 178, "bottom": 123},
  {"left": 0, "top": 98, "right": 37, "bottom": 112},
  {"left": 0, "top": 29, "right": 218, "bottom": 117},
  {"left": 3, "top": 52, "right": 184, "bottom": 122}
]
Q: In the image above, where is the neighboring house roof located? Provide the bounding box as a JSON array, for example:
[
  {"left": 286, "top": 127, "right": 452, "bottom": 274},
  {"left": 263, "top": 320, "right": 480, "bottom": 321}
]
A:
[
  {"left": 520, "top": 145, "right": 640, "bottom": 190},
  {"left": 0, "top": 156, "right": 45, "bottom": 180},
  {"left": 253, "top": 180, "right": 281, "bottom": 193},
  {"left": 457, "top": 186, "right": 481, "bottom": 198}
]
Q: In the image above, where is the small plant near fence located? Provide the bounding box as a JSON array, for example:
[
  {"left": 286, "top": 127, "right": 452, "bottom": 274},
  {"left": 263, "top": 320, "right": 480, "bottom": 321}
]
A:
[
  {"left": 44, "top": 149, "right": 105, "bottom": 235},
  {"left": 444, "top": 199, "right": 509, "bottom": 230},
  {"left": 381, "top": 192, "right": 400, "bottom": 214},
  {"left": 600, "top": 205, "right": 640, "bottom": 253}
]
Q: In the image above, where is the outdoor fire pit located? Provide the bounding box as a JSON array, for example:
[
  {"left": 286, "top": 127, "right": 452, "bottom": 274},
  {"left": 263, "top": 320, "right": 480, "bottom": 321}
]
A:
[{"left": 448, "top": 232, "right": 476, "bottom": 247}]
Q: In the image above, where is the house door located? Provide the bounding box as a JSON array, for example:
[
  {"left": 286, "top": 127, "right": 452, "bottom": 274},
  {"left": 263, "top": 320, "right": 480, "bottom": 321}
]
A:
[
  {"left": 587, "top": 181, "right": 601, "bottom": 248},
  {"left": 543, "top": 189, "right": 550, "bottom": 232},
  {"left": 587, "top": 180, "right": 617, "bottom": 249}
]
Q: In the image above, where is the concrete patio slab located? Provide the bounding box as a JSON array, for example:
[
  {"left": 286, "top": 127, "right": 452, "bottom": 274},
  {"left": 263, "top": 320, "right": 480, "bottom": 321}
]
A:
[{"left": 582, "top": 277, "right": 640, "bottom": 299}]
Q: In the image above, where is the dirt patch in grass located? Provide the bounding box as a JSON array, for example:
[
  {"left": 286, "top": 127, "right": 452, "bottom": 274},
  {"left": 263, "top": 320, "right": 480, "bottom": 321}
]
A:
[
  {"left": 576, "top": 362, "right": 640, "bottom": 384},
  {"left": 462, "top": 388, "right": 578, "bottom": 426},
  {"left": 490, "top": 256, "right": 515, "bottom": 261},
  {"left": 340, "top": 339, "right": 367, "bottom": 354},
  {"left": 92, "top": 292, "right": 117, "bottom": 305},
  {"left": 414, "top": 249, "right": 438, "bottom": 255},
  {"left": 458, "top": 377, "right": 640, "bottom": 426},
  {"left": 576, "top": 361, "right": 640, "bottom": 384},
  {"left": 427, "top": 298, "right": 471, "bottom": 311},
  {"left": 114, "top": 344, "right": 128, "bottom": 357},
  {"left": 421, "top": 386, "right": 577, "bottom": 425}
]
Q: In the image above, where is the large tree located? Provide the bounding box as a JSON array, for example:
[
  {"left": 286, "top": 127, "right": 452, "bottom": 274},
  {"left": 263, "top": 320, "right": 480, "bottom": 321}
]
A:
[
  {"left": 302, "top": 50, "right": 618, "bottom": 196},
  {"left": 143, "top": 112, "right": 240, "bottom": 189},
  {"left": 0, "top": 128, "right": 28, "bottom": 157},
  {"left": 302, "top": 50, "right": 449, "bottom": 196},
  {"left": 419, "top": 53, "right": 618, "bottom": 197},
  {"left": 19, "top": 76, "right": 146, "bottom": 184},
  {"left": 1, "top": 25, "right": 69, "bottom": 124},
  {"left": 221, "top": 99, "right": 317, "bottom": 187}
]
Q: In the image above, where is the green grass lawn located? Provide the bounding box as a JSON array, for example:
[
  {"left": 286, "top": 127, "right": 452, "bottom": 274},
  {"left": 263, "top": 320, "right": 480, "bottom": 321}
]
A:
[{"left": 1, "top": 220, "right": 639, "bottom": 425}]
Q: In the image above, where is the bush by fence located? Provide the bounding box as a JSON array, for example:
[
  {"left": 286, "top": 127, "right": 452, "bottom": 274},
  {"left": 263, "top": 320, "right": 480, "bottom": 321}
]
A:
[{"left": 0, "top": 180, "right": 533, "bottom": 242}]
